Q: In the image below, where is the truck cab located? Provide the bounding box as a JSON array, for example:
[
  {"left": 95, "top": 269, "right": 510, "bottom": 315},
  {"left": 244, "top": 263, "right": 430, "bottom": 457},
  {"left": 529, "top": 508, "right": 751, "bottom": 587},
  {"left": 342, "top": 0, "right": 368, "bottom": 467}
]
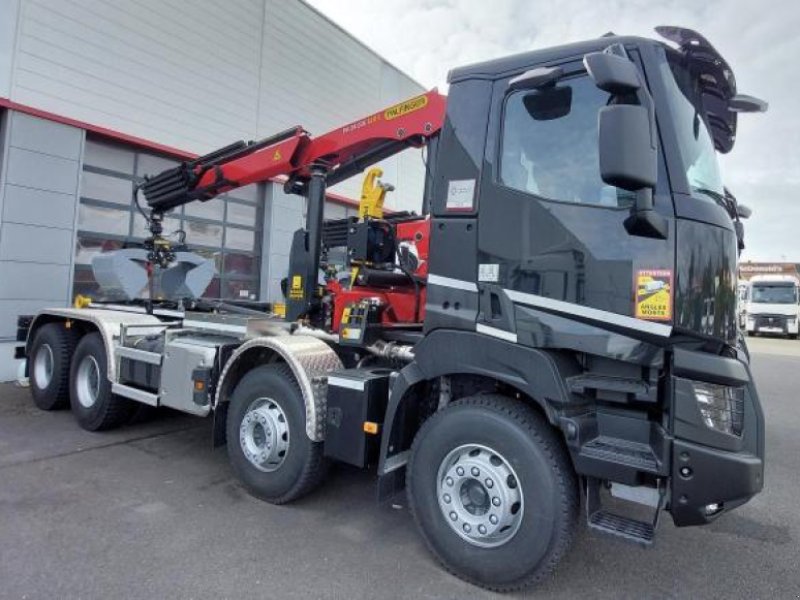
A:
[{"left": 744, "top": 274, "right": 800, "bottom": 338}]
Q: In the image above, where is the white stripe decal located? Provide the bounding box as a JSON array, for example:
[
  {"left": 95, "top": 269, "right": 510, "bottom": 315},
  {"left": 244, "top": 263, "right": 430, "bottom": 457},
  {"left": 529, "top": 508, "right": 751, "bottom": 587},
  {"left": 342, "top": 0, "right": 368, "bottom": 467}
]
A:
[
  {"left": 427, "top": 274, "right": 478, "bottom": 293},
  {"left": 503, "top": 289, "right": 673, "bottom": 337},
  {"left": 327, "top": 376, "right": 365, "bottom": 391},
  {"left": 182, "top": 320, "right": 247, "bottom": 335},
  {"left": 476, "top": 323, "right": 518, "bottom": 343}
]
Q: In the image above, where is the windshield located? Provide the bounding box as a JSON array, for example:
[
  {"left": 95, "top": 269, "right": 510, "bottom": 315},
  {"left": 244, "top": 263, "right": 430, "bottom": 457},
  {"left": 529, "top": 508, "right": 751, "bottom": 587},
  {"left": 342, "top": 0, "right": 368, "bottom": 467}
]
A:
[
  {"left": 657, "top": 47, "right": 725, "bottom": 199},
  {"left": 751, "top": 284, "right": 798, "bottom": 304}
]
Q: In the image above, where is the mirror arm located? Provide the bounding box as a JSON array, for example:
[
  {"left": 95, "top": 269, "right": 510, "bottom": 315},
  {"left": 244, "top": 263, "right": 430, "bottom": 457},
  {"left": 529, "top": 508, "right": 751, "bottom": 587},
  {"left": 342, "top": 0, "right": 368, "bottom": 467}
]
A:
[{"left": 624, "top": 188, "right": 668, "bottom": 239}]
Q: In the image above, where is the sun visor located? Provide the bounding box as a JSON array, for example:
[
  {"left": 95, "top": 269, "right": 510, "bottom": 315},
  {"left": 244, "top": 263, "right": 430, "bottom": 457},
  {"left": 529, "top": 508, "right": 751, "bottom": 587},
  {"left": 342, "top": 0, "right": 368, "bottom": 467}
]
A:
[{"left": 655, "top": 26, "right": 767, "bottom": 154}]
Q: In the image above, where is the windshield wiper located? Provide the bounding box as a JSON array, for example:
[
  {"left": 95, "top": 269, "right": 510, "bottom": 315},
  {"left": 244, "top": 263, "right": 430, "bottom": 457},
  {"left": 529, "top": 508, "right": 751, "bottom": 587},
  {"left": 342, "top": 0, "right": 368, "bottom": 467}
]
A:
[{"left": 693, "top": 187, "right": 736, "bottom": 218}]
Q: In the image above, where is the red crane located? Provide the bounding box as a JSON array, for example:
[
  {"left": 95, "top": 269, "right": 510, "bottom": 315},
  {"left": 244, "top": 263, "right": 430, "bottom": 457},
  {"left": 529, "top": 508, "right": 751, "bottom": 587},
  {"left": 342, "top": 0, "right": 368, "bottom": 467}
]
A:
[{"left": 141, "top": 89, "right": 447, "bottom": 327}]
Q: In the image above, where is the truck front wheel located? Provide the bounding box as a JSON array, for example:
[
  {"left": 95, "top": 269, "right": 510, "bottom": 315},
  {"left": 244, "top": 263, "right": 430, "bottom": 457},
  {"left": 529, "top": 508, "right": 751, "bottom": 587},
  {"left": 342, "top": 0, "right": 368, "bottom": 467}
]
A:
[
  {"left": 226, "top": 364, "right": 326, "bottom": 504},
  {"left": 407, "top": 395, "right": 578, "bottom": 592},
  {"left": 29, "top": 322, "right": 78, "bottom": 410}
]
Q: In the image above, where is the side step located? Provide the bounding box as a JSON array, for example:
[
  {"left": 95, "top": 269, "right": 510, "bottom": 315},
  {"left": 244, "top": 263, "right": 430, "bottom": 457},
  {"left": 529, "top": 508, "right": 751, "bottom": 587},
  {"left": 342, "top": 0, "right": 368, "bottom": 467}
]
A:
[
  {"left": 585, "top": 478, "right": 663, "bottom": 546},
  {"left": 580, "top": 436, "right": 659, "bottom": 472},
  {"left": 588, "top": 510, "right": 655, "bottom": 545},
  {"left": 567, "top": 373, "right": 654, "bottom": 402}
]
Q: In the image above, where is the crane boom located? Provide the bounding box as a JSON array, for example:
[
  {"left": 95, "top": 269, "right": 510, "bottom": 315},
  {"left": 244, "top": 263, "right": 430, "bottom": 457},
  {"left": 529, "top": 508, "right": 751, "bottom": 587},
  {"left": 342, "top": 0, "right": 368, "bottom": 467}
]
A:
[{"left": 141, "top": 90, "right": 446, "bottom": 213}]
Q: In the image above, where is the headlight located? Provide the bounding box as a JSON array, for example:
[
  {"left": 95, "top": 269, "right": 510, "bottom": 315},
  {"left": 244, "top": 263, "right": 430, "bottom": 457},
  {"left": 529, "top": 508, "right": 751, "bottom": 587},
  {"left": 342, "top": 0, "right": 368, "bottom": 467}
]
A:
[{"left": 692, "top": 382, "right": 744, "bottom": 436}]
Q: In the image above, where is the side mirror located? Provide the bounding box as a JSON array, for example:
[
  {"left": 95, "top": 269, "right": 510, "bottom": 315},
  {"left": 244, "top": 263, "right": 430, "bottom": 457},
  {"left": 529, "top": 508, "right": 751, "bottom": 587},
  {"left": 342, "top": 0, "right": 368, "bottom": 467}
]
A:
[
  {"left": 737, "top": 204, "right": 752, "bottom": 219},
  {"left": 598, "top": 104, "right": 666, "bottom": 239},
  {"left": 598, "top": 105, "right": 656, "bottom": 190},
  {"left": 588, "top": 46, "right": 667, "bottom": 240}
]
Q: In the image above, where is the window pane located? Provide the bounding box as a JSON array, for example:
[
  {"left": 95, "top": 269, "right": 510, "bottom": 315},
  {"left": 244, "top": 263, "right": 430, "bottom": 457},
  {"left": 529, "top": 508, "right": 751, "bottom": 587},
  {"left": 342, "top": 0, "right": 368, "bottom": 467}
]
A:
[
  {"left": 227, "top": 201, "right": 257, "bottom": 225},
  {"left": 225, "top": 279, "right": 257, "bottom": 301},
  {"left": 136, "top": 153, "right": 179, "bottom": 177},
  {"left": 659, "top": 50, "right": 724, "bottom": 198},
  {"left": 184, "top": 219, "right": 223, "bottom": 247},
  {"left": 226, "top": 183, "right": 258, "bottom": 203},
  {"left": 225, "top": 226, "right": 255, "bottom": 251},
  {"left": 224, "top": 252, "right": 257, "bottom": 277},
  {"left": 500, "top": 75, "right": 628, "bottom": 207},
  {"left": 185, "top": 199, "right": 225, "bottom": 221},
  {"left": 73, "top": 267, "right": 103, "bottom": 299},
  {"left": 81, "top": 171, "right": 132, "bottom": 205},
  {"left": 203, "top": 277, "right": 221, "bottom": 299},
  {"left": 78, "top": 203, "right": 130, "bottom": 235},
  {"left": 84, "top": 139, "right": 135, "bottom": 173},
  {"left": 75, "top": 237, "right": 123, "bottom": 265},
  {"left": 189, "top": 247, "right": 223, "bottom": 274}
]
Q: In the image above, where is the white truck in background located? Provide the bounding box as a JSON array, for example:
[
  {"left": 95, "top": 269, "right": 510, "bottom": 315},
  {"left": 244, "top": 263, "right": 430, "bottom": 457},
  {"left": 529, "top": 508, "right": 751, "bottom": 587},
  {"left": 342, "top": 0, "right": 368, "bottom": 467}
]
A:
[{"left": 744, "top": 274, "right": 800, "bottom": 338}]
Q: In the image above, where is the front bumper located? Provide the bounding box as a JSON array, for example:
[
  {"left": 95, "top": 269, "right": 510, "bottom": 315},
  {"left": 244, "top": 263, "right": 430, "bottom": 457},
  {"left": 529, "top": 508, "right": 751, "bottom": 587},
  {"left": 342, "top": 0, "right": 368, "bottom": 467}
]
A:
[
  {"left": 747, "top": 314, "right": 798, "bottom": 335},
  {"left": 669, "top": 348, "right": 765, "bottom": 526}
]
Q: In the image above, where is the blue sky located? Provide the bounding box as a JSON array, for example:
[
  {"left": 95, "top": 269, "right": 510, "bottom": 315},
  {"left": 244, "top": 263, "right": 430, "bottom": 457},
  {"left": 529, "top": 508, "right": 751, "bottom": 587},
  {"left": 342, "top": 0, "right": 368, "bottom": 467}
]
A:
[{"left": 308, "top": 0, "right": 799, "bottom": 261}]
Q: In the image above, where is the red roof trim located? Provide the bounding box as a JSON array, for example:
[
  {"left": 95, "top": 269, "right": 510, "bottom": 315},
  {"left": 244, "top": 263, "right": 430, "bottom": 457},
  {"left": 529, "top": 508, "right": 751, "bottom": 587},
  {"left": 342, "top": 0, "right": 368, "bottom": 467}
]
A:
[{"left": 0, "top": 96, "right": 362, "bottom": 209}]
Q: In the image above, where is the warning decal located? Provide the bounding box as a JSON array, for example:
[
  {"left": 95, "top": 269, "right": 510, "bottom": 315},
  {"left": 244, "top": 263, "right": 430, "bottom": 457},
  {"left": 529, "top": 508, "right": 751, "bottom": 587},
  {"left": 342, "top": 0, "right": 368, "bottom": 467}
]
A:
[
  {"left": 289, "top": 275, "right": 304, "bottom": 300},
  {"left": 635, "top": 269, "right": 672, "bottom": 321}
]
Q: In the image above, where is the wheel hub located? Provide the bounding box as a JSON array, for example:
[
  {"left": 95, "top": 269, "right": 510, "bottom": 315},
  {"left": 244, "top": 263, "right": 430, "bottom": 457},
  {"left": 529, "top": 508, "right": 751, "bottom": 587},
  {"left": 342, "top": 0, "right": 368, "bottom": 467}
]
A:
[
  {"left": 437, "top": 444, "right": 524, "bottom": 548},
  {"left": 239, "top": 398, "right": 289, "bottom": 472},
  {"left": 33, "top": 343, "right": 54, "bottom": 389},
  {"left": 75, "top": 355, "right": 100, "bottom": 409}
]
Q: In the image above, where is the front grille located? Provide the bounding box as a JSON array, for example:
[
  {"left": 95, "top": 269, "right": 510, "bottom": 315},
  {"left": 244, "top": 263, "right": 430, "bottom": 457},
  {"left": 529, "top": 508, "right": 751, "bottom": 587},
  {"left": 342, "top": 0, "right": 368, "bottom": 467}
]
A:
[{"left": 754, "top": 315, "right": 787, "bottom": 329}]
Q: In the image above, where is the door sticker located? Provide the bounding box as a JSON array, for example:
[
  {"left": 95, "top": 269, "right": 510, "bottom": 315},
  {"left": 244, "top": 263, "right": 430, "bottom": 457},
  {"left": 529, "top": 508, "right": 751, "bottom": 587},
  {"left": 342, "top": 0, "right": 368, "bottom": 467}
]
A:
[
  {"left": 635, "top": 270, "right": 673, "bottom": 321},
  {"left": 446, "top": 179, "right": 475, "bottom": 211}
]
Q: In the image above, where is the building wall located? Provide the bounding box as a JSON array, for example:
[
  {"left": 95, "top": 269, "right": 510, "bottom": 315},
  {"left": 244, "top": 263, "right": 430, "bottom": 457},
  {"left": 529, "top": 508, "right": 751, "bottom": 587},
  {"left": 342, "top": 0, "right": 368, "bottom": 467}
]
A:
[
  {"left": 0, "top": 0, "right": 426, "bottom": 380},
  {"left": 3, "top": 0, "right": 425, "bottom": 211},
  {"left": 0, "top": 110, "right": 84, "bottom": 380}
]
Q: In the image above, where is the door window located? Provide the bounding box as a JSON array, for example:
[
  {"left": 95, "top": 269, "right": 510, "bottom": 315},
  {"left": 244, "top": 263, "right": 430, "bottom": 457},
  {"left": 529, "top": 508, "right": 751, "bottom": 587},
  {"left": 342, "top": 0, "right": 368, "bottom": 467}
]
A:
[{"left": 499, "top": 73, "right": 633, "bottom": 208}]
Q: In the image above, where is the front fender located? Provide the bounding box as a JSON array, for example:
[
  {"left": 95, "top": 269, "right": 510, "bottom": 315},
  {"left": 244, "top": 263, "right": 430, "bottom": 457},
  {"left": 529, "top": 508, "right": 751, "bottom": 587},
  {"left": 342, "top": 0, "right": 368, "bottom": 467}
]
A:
[{"left": 377, "top": 329, "right": 580, "bottom": 476}]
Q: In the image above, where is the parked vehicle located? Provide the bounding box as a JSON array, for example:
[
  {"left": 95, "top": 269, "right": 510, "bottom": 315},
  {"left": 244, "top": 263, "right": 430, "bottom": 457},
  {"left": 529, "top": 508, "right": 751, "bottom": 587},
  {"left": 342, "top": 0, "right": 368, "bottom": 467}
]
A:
[{"left": 744, "top": 274, "right": 800, "bottom": 338}]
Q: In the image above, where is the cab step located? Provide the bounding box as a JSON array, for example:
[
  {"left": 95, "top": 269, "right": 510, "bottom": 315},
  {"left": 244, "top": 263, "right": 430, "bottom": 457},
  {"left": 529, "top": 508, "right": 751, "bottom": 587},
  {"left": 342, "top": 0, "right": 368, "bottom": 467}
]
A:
[
  {"left": 580, "top": 436, "right": 659, "bottom": 472},
  {"left": 585, "top": 477, "right": 663, "bottom": 546},
  {"left": 567, "top": 373, "right": 655, "bottom": 402},
  {"left": 588, "top": 510, "right": 655, "bottom": 545}
]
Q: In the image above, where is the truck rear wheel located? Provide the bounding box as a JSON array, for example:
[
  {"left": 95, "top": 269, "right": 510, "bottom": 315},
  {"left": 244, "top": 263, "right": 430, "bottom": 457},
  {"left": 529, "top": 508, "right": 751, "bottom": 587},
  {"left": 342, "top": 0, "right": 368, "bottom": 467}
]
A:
[
  {"left": 29, "top": 322, "right": 79, "bottom": 411},
  {"left": 407, "top": 395, "right": 578, "bottom": 592},
  {"left": 69, "top": 333, "right": 133, "bottom": 431},
  {"left": 226, "top": 364, "right": 326, "bottom": 504}
]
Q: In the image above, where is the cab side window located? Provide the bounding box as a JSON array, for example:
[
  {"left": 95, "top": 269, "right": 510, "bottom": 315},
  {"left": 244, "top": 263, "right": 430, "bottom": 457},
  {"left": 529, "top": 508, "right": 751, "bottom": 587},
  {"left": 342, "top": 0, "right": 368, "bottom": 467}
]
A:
[{"left": 499, "top": 72, "right": 632, "bottom": 207}]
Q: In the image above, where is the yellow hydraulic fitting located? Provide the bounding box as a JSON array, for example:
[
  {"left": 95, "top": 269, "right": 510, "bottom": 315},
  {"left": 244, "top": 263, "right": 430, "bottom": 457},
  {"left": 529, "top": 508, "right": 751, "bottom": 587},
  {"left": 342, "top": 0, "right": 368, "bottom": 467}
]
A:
[
  {"left": 73, "top": 294, "right": 92, "bottom": 309},
  {"left": 358, "top": 167, "right": 394, "bottom": 220}
]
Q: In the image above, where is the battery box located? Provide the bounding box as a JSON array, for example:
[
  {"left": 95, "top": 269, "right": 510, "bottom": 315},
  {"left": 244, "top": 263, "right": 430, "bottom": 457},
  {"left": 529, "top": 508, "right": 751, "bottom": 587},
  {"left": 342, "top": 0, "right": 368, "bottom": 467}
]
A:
[{"left": 324, "top": 368, "right": 392, "bottom": 467}]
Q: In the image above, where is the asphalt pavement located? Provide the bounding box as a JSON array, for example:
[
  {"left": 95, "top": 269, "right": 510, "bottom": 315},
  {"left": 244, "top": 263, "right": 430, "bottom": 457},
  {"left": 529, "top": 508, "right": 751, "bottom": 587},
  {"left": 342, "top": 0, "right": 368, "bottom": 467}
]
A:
[{"left": 0, "top": 336, "right": 798, "bottom": 599}]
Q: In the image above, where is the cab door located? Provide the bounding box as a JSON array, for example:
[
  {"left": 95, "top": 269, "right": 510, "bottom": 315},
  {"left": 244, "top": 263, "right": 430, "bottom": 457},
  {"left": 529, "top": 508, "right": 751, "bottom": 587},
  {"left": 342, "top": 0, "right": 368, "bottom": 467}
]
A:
[{"left": 476, "top": 57, "right": 676, "bottom": 345}]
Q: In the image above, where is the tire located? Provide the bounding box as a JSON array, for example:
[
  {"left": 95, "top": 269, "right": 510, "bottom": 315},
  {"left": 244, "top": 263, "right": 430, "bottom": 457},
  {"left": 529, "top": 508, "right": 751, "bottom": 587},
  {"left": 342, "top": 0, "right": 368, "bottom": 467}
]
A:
[
  {"left": 407, "top": 395, "right": 579, "bottom": 592},
  {"left": 226, "top": 363, "right": 327, "bottom": 504},
  {"left": 29, "top": 322, "right": 78, "bottom": 410},
  {"left": 69, "top": 333, "right": 133, "bottom": 431}
]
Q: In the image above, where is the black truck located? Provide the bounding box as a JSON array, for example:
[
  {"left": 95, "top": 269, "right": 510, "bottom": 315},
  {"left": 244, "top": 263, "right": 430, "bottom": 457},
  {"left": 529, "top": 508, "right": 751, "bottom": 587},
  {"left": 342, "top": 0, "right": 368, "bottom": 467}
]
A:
[{"left": 19, "top": 26, "right": 766, "bottom": 591}]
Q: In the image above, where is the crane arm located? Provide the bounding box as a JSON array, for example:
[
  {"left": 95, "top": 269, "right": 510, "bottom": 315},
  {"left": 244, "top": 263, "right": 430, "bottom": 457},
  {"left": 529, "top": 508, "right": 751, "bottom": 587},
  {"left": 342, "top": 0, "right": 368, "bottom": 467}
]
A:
[{"left": 141, "top": 90, "right": 446, "bottom": 213}]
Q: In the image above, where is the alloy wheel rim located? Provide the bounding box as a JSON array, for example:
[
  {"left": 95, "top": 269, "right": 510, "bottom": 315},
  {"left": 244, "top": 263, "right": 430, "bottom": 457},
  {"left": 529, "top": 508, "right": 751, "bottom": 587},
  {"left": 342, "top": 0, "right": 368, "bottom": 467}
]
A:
[
  {"left": 75, "top": 355, "right": 101, "bottom": 409},
  {"left": 239, "top": 398, "right": 290, "bottom": 472},
  {"left": 33, "top": 343, "right": 54, "bottom": 390},
  {"left": 436, "top": 443, "right": 524, "bottom": 548}
]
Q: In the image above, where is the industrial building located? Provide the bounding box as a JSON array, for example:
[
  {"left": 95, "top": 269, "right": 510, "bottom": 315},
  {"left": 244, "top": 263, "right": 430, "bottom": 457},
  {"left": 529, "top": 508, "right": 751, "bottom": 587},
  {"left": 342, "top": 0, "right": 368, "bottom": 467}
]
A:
[{"left": 0, "top": 0, "right": 425, "bottom": 380}]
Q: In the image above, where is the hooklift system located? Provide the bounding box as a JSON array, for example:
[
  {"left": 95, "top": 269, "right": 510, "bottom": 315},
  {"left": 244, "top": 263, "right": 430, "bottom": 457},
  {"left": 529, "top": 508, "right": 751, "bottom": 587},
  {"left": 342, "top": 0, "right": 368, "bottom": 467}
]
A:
[{"left": 19, "top": 27, "right": 767, "bottom": 592}]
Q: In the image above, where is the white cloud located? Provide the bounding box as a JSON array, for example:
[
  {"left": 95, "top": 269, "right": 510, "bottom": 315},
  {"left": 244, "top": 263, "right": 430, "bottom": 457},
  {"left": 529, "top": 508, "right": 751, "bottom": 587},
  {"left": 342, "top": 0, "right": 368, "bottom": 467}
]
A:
[{"left": 308, "top": 0, "right": 800, "bottom": 261}]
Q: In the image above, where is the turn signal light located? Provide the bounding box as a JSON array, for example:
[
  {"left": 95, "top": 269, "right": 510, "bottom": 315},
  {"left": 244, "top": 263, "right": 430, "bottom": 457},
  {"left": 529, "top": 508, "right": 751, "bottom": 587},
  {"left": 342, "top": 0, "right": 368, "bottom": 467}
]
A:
[
  {"left": 194, "top": 380, "right": 205, "bottom": 392},
  {"left": 363, "top": 421, "right": 379, "bottom": 435}
]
